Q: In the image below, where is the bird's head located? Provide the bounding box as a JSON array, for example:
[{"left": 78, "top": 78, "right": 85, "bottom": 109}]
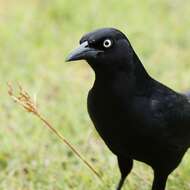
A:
[{"left": 66, "top": 28, "right": 135, "bottom": 72}]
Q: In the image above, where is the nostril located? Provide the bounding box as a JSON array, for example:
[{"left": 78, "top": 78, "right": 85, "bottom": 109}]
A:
[{"left": 81, "top": 41, "right": 89, "bottom": 48}]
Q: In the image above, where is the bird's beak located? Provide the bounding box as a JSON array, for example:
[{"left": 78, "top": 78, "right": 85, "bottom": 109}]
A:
[{"left": 65, "top": 41, "right": 103, "bottom": 62}]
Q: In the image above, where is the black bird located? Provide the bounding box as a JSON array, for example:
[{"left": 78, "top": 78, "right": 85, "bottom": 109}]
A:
[{"left": 66, "top": 28, "right": 190, "bottom": 190}]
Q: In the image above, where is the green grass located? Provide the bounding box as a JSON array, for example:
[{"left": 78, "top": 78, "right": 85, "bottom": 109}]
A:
[{"left": 0, "top": 0, "right": 190, "bottom": 189}]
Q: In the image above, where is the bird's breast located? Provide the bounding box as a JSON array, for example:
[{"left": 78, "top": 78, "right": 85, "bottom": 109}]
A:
[{"left": 87, "top": 88, "right": 141, "bottom": 155}]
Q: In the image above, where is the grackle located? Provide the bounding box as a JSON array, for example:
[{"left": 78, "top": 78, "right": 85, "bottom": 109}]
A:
[{"left": 66, "top": 28, "right": 190, "bottom": 190}]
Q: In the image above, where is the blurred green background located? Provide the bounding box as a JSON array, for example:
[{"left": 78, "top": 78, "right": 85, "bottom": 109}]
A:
[{"left": 0, "top": 0, "right": 190, "bottom": 189}]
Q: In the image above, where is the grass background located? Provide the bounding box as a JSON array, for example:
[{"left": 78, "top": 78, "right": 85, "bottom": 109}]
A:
[{"left": 0, "top": 0, "right": 190, "bottom": 189}]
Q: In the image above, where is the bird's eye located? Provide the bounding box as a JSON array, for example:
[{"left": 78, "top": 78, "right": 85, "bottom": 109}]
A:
[{"left": 103, "top": 39, "right": 112, "bottom": 48}]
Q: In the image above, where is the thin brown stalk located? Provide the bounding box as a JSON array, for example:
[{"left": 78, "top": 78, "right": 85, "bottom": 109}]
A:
[{"left": 8, "top": 82, "right": 102, "bottom": 182}]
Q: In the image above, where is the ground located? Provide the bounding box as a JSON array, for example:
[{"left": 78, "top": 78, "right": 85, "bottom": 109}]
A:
[{"left": 0, "top": 0, "right": 190, "bottom": 189}]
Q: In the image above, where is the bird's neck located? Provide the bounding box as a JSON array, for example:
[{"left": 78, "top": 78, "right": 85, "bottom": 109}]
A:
[
  {"left": 132, "top": 52, "right": 151, "bottom": 88},
  {"left": 93, "top": 52, "right": 151, "bottom": 92}
]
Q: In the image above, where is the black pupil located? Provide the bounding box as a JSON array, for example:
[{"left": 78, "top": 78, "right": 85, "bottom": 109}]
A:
[{"left": 105, "top": 40, "right": 110, "bottom": 46}]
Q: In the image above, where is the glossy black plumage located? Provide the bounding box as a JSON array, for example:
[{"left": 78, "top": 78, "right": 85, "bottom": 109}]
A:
[{"left": 66, "top": 28, "right": 190, "bottom": 190}]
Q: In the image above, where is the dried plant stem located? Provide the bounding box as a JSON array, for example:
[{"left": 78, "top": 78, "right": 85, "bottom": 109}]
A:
[
  {"left": 8, "top": 83, "right": 102, "bottom": 182},
  {"left": 36, "top": 112, "right": 102, "bottom": 180}
]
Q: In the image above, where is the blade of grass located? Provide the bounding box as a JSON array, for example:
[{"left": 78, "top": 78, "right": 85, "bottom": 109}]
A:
[{"left": 8, "top": 82, "right": 102, "bottom": 182}]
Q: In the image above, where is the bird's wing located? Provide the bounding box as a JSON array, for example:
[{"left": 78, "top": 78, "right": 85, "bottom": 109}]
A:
[
  {"left": 148, "top": 90, "right": 190, "bottom": 149},
  {"left": 131, "top": 80, "right": 190, "bottom": 149}
]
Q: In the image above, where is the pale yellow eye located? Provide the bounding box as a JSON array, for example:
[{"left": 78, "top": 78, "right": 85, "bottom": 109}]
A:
[{"left": 103, "top": 39, "right": 112, "bottom": 48}]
